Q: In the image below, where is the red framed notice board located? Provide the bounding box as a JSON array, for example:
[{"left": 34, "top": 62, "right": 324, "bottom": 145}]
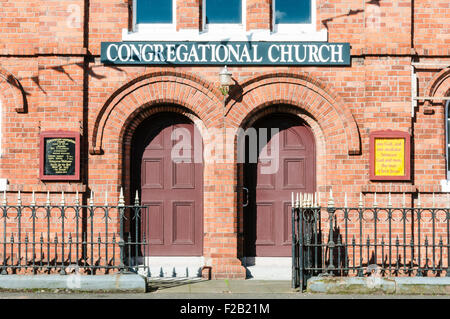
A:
[
  {"left": 39, "top": 131, "right": 80, "bottom": 181},
  {"left": 369, "top": 130, "right": 411, "bottom": 181}
]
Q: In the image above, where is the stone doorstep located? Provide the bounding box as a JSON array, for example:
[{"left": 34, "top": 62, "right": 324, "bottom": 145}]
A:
[
  {"left": 307, "top": 276, "right": 450, "bottom": 295},
  {"left": 241, "top": 257, "right": 292, "bottom": 280},
  {"left": 0, "top": 274, "right": 147, "bottom": 292}
]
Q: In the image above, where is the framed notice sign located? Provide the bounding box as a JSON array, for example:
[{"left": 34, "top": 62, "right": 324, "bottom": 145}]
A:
[
  {"left": 39, "top": 131, "right": 80, "bottom": 181},
  {"left": 369, "top": 130, "right": 411, "bottom": 181}
]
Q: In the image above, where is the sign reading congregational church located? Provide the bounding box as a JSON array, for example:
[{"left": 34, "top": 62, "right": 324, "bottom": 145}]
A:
[{"left": 101, "top": 41, "right": 351, "bottom": 65}]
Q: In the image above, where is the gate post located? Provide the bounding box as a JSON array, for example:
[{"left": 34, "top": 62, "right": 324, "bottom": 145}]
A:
[
  {"left": 327, "top": 189, "right": 336, "bottom": 275},
  {"left": 291, "top": 193, "right": 296, "bottom": 288},
  {"left": 298, "top": 194, "right": 305, "bottom": 291},
  {"left": 118, "top": 187, "right": 126, "bottom": 272}
]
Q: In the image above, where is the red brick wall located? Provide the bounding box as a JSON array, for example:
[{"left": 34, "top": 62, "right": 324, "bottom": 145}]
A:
[{"left": 0, "top": 0, "right": 449, "bottom": 279}]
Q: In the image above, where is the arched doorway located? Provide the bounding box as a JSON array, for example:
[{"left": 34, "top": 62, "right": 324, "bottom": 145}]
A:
[
  {"left": 131, "top": 112, "right": 204, "bottom": 257},
  {"left": 243, "top": 113, "right": 316, "bottom": 257}
]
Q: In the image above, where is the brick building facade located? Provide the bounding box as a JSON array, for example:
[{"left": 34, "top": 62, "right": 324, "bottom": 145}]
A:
[{"left": 0, "top": 0, "right": 449, "bottom": 279}]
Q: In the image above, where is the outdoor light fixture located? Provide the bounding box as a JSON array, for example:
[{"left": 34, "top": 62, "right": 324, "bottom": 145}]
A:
[{"left": 219, "top": 65, "right": 233, "bottom": 96}]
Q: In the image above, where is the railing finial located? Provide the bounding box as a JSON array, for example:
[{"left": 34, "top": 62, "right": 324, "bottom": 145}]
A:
[
  {"left": 432, "top": 192, "right": 435, "bottom": 207},
  {"left": 60, "top": 191, "right": 65, "bottom": 207},
  {"left": 105, "top": 191, "right": 109, "bottom": 206},
  {"left": 2, "top": 190, "right": 6, "bottom": 206},
  {"left": 75, "top": 190, "right": 80, "bottom": 206},
  {"left": 89, "top": 190, "right": 94, "bottom": 206},
  {"left": 17, "top": 190, "right": 22, "bottom": 207},
  {"left": 373, "top": 192, "right": 377, "bottom": 208},
  {"left": 31, "top": 191, "right": 36, "bottom": 207},
  {"left": 314, "top": 192, "right": 318, "bottom": 207},
  {"left": 344, "top": 192, "right": 348, "bottom": 208},
  {"left": 402, "top": 192, "right": 406, "bottom": 208},
  {"left": 296, "top": 192, "right": 299, "bottom": 208},
  {"left": 291, "top": 192, "right": 294, "bottom": 208},
  {"left": 299, "top": 193, "right": 303, "bottom": 208},
  {"left": 46, "top": 191, "right": 50, "bottom": 207},
  {"left": 135, "top": 190, "right": 140, "bottom": 206},
  {"left": 359, "top": 192, "right": 364, "bottom": 208},
  {"left": 417, "top": 192, "right": 421, "bottom": 208},
  {"left": 328, "top": 188, "right": 334, "bottom": 207},
  {"left": 118, "top": 187, "right": 125, "bottom": 207},
  {"left": 387, "top": 192, "right": 392, "bottom": 208}
]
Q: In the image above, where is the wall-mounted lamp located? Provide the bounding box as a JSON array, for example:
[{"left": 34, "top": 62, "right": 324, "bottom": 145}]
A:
[{"left": 219, "top": 65, "right": 233, "bottom": 96}]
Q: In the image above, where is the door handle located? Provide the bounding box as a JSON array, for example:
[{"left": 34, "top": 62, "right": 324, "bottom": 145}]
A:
[{"left": 243, "top": 187, "right": 249, "bottom": 207}]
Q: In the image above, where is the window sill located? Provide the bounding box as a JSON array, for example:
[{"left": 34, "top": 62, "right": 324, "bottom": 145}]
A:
[
  {"left": 441, "top": 180, "right": 450, "bottom": 192},
  {"left": 121, "top": 27, "right": 328, "bottom": 42},
  {"left": 0, "top": 179, "right": 7, "bottom": 192}
]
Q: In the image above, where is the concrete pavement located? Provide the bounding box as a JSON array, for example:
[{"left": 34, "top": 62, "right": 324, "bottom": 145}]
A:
[{"left": 0, "top": 279, "right": 450, "bottom": 298}]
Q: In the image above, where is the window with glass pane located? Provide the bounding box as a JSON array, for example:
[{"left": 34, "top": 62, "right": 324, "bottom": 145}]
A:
[
  {"left": 136, "top": 0, "right": 173, "bottom": 24},
  {"left": 206, "top": 0, "right": 242, "bottom": 24},
  {"left": 446, "top": 101, "right": 450, "bottom": 175},
  {"left": 275, "top": 0, "right": 311, "bottom": 24}
]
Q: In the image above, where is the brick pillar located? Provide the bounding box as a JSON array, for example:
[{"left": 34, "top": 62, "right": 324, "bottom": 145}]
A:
[{"left": 202, "top": 128, "right": 246, "bottom": 279}]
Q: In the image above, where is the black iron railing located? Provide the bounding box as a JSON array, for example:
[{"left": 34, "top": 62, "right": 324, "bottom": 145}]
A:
[
  {"left": 0, "top": 191, "right": 147, "bottom": 275},
  {"left": 292, "top": 194, "right": 450, "bottom": 290}
]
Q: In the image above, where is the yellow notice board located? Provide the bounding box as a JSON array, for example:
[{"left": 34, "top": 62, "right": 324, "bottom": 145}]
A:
[{"left": 374, "top": 138, "right": 405, "bottom": 176}]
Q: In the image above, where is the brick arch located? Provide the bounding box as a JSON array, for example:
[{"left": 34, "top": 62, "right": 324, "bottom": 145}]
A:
[
  {"left": 0, "top": 67, "right": 27, "bottom": 113},
  {"left": 120, "top": 102, "right": 208, "bottom": 148},
  {"left": 117, "top": 103, "right": 207, "bottom": 203},
  {"left": 234, "top": 102, "right": 328, "bottom": 192},
  {"left": 225, "top": 72, "right": 361, "bottom": 155},
  {"left": 424, "top": 67, "right": 450, "bottom": 107},
  {"left": 90, "top": 70, "right": 223, "bottom": 155}
]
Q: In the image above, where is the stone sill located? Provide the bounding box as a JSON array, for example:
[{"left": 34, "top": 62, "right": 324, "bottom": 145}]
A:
[
  {"left": 307, "top": 276, "right": 450, "bottom": 295},
  {"left": 0, "top": 274, "right": 146, "bottom": 292}
]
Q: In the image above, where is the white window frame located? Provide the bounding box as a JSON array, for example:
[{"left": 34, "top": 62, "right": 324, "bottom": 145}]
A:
[
  {"left": 202, "top": 0, "right": 246, "bottom": 34},
  {"left": 122, "top": 0, "right": 326, "bottom": 41},
  {"left": 272, "top": 0, "right": 316, "bottom": 34},
  {"left": 133, "top": 0, "right": 177, "bottom": 33}
]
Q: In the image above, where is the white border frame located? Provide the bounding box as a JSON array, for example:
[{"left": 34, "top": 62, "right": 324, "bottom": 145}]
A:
[
  {"left": 133, "top": 0, "right": 177, "bottom": 33},
  {"left": 272, "top": 0, "right": 316, "bottom": 34},
  {"left": 202, "top": 0, "right": 246, "bottom": 33}
]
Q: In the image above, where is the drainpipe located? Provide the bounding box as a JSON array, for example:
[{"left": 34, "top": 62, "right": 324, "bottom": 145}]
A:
[{"left": 411, "top": 63, "right": 417, "bottom": 117}]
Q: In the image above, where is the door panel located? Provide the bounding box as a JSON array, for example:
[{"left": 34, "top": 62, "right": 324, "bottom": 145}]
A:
[
  {"left": 172, "top": 201, "right": 195, "bottom": 245},
  {"left": 283, "top": 158, "right": 305, "bottom": 189},
  {"left": 244, "top": 113, "right": 315, "bottom": 257},
  {"left": 138, "top": 114, "right": 203, "bottom": 256},
  {"left": 142, "top": 159, "right": 164, "bottom": 188},
  {"left": 144, "top": 201, "right": 164, "bottom": 245},
  {"left": 255, "top": 202, "right": 275, "bottom": 246},
  {"left": 172, "top": 162, "right": 195, "bottom": 189}
]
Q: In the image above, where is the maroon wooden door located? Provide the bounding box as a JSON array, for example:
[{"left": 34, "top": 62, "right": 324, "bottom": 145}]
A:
[
  {"left": 138, "top": 114, "right": 203, "bottom": 256},
  {"left": 244, "top": 114, "right": 315, "bottom": 257}
]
